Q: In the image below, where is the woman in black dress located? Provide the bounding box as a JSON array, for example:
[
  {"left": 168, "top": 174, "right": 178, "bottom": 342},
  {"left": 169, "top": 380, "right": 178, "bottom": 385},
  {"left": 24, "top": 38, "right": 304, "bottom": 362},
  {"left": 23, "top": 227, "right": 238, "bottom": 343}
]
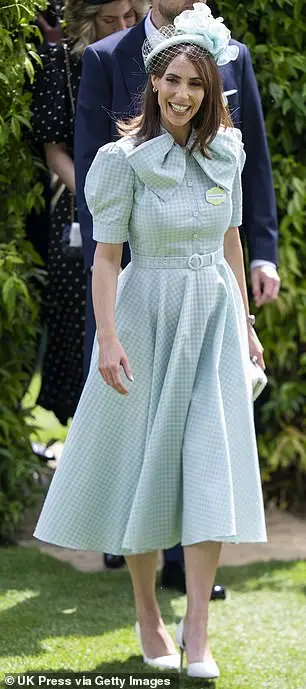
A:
[{"left": 32, "top": 0, "right": 148, "bottom": 425}]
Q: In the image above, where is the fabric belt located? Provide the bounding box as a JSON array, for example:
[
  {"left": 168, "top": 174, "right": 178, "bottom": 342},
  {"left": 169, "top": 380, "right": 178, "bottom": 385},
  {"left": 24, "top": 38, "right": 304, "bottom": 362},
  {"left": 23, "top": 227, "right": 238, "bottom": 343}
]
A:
[{"left": 132, "top": 247, "right": 224, "bottom": 270}]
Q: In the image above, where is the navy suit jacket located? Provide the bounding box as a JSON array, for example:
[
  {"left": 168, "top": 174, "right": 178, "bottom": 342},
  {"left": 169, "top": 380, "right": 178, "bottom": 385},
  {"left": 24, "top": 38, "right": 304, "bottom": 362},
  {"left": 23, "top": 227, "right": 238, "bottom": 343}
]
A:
[{"left": 75, "top": 19, "right": 278, "bottom": 272}]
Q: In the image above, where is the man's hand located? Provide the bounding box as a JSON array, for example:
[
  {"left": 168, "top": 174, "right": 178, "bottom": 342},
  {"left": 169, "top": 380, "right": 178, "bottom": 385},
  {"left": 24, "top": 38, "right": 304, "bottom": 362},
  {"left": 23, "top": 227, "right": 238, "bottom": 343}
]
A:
[{"left": 251, "top": 265, "right": 280, "bottom": 307}]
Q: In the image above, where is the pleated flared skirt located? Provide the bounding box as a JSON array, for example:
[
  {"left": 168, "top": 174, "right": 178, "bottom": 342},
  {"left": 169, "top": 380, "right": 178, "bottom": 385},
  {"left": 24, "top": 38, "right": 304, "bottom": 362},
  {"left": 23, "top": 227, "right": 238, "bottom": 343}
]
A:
[{"left": 34, "top": 254, "right": 267, "bottom": 553}]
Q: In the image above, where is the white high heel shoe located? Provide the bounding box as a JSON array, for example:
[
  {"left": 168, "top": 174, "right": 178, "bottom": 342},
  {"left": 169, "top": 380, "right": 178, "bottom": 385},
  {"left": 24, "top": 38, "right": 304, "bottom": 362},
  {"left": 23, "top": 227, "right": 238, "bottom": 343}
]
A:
[
  {"left": 176, "top": 619, "right": 220, "bottom": 679},
  {"left": 135, "top": 622, "right": 180, "bottom": 670}
]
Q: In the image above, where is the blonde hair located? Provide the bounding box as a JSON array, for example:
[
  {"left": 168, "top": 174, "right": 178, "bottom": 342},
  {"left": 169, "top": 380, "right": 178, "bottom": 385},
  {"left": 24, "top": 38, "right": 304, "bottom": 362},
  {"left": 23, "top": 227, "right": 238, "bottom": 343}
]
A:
[{"left": 64, "top": 0, "right": 150, "bottom": 57}]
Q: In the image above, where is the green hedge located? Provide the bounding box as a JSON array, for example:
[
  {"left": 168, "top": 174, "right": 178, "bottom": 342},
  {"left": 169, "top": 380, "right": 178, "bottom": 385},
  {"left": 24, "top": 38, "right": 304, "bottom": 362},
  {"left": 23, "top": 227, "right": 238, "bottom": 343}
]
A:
[
  {"left": 0, "top": 1, "right": 47, "bottom": 542},
  {"left": 215, "top": 0, "right": 306, "bottom": 510}
]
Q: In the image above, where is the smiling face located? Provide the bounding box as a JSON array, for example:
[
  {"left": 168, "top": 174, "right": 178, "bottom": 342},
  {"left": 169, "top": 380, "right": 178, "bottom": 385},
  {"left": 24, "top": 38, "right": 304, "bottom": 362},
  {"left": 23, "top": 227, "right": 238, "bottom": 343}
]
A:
[
  {"left": 151, "top": 53, "right": 205, "bottom": 145},
  {"left": 94, "top": 0, "right": 137, "bottom": 38}
]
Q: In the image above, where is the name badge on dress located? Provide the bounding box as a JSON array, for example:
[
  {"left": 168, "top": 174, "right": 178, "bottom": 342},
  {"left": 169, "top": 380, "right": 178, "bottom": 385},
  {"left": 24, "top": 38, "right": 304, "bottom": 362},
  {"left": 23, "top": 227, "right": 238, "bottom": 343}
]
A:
[{"left": 206, "top": 187, "right": 226, "bottom": 206}]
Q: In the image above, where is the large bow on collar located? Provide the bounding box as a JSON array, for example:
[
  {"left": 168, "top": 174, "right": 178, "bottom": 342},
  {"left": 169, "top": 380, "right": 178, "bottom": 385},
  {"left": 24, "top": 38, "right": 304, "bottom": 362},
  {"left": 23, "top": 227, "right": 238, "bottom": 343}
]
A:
[{"left": 126, "top": 127, "right": 245, "bottom": 201}]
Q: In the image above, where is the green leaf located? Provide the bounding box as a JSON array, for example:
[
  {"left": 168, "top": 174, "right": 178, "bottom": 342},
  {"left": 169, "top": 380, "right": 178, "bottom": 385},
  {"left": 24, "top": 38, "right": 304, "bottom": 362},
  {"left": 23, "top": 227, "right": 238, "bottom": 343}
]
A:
[
  {"left": 23, "top": 55, "right": 35, "bottom": 82},
  {"left": 10, "top": 117, "right": 21, "bottom": 140},
  {"left": 269, "top": 83, "right": 283, "bottom": 102}
]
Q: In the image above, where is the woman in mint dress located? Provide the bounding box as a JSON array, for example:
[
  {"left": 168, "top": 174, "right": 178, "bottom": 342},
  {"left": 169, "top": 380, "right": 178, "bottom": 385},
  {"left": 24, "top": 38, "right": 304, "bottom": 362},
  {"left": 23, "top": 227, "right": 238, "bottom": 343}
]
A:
[{"left": 34, "top": 4, "right": 267, "bottom": 679}]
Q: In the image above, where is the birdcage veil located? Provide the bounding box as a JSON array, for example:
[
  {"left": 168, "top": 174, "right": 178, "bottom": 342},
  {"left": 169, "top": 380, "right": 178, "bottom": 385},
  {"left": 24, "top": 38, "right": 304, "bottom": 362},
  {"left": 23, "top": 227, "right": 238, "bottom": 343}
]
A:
[
  {"left": 142, "top": 26, "right": 213, "bottom": 75},
  {"left": 142, "top": 2, "right": 239, "bottom": 73}
]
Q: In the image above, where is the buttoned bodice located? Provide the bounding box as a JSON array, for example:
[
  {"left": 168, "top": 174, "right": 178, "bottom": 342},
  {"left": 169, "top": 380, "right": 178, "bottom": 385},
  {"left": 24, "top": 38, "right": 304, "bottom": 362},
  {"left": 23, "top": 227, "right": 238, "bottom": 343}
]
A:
[{"left": 85, "top": 126, "right": 245, "bottom": 259}]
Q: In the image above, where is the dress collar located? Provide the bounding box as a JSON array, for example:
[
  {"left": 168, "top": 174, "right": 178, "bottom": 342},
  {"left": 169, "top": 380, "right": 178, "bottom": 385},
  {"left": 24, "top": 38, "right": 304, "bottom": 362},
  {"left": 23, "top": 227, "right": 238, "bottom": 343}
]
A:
[
  {"left": 159, "top": 124, "right": 196, "bottom": 150},
  {"left": 126, "top": 127, "right": 245, "bottom": 201}
]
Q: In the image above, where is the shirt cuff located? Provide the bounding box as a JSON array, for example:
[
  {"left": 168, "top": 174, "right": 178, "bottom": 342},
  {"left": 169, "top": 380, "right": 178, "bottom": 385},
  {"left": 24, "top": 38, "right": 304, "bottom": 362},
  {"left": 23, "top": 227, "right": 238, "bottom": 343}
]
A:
[{"left": 250, "top": 260, "right": 277, "bottom": 271}]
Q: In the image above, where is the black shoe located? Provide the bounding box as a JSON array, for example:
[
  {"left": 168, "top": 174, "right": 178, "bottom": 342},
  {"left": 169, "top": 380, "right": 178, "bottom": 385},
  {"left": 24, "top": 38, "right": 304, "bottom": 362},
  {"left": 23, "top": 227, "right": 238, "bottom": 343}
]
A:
[
  {"left": 210, "top": 584, "right": 226, "bottom": 601},
  {"left": 103, "top": 553, "right": 125, "bottom": 569},
  {"left": 161, "top": 562, "right": 226, "bottom": 600}
]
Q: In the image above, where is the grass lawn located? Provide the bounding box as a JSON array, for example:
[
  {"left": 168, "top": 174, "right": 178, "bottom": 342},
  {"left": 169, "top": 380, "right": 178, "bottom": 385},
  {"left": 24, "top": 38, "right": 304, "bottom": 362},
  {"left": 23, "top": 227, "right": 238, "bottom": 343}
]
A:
[{"left": 0, "top": 547, "right": 305, "bottom": 688}]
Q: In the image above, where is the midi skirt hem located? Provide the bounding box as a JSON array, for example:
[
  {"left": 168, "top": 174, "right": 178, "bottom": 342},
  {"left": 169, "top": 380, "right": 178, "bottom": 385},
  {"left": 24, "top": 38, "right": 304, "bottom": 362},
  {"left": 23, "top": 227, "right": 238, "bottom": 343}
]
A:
[{"left": 33, "top": 530, "right": 267, "bottom": 556}]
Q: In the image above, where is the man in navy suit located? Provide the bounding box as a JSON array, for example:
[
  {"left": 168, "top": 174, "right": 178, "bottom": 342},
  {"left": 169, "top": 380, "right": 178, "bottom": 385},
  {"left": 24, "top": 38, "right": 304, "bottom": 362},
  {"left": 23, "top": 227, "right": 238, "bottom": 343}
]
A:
[{"left": 75, "top": 0, "right": 280, "bottom": 588}]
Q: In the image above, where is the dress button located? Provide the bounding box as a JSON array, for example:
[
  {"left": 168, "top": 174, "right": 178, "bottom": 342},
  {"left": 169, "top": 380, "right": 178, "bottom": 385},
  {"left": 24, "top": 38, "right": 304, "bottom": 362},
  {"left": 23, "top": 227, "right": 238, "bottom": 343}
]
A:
[
  {"left": 187, "top": 181, "right": 193, "bottom": 187},
  {"left": 193, "top": 233, "right": 198, "bottom": 239},
  {"left": 193, "top": 210, "right": 199, "bottom": 217}
]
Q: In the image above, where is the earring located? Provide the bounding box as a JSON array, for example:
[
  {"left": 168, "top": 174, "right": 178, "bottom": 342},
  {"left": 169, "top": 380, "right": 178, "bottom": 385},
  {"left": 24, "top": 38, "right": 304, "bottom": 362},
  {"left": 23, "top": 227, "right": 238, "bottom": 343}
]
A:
[{"left": 153, "top": 87, "right": 158, "bottom": 93}]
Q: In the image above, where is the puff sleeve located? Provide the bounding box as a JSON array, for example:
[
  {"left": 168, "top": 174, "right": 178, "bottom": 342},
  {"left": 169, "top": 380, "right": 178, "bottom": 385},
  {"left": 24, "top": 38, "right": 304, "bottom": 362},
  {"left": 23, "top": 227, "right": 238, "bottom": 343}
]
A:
[
  {"left": 84, "top": 142, "right": 134, "bottom": 244},
  {"left": 230, "top": 148, "right": 246, "bottom": 228}
]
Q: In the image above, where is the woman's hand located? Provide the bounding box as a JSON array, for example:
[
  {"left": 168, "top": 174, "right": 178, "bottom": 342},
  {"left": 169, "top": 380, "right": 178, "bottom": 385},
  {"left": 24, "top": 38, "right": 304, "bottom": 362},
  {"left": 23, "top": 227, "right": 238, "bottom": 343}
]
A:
[
  {"left": 248, "top": 326, "right": 265, "bottom": 370},
  {"left": 98, "top": 335, "right": 134, "bottom": 395}
]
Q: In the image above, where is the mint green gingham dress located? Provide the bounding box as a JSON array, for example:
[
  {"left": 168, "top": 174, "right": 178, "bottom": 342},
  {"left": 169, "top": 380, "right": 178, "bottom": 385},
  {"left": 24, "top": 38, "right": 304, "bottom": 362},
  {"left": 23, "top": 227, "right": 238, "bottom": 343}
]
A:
[{"left": 34, "top": 127, "right": 267, "bottom": 553}]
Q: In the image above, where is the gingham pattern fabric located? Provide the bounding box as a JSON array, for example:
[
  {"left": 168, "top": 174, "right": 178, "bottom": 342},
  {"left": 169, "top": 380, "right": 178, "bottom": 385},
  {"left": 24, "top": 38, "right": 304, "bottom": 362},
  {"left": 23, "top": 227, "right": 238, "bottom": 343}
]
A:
[{"left": 34, "top": 127, "right": 267, "bottom": 553}]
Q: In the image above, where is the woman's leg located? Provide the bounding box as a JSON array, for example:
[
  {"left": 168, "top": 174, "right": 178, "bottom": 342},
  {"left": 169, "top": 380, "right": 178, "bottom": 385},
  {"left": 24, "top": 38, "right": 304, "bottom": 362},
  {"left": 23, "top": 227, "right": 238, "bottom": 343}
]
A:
[
  {"left": 126, "top": 551, "right": 177, "bottom": 658},
  {"left": 183, "top": 542, "right": 222, "bottom": 663}
]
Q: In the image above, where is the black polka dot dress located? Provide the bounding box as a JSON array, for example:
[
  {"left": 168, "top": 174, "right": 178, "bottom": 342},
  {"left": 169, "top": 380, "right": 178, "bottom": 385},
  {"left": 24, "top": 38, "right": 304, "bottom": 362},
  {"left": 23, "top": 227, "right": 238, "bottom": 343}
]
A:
[{"left": 32, "top": 44, "right": 86, "bottom": 425}]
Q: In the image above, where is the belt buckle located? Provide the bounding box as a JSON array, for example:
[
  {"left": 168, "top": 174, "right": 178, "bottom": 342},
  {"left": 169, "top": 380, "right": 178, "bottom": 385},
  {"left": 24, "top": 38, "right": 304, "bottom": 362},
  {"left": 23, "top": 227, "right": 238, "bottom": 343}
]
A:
[{"left": 188, "top": 253, "right": 204, "bottom": 270}]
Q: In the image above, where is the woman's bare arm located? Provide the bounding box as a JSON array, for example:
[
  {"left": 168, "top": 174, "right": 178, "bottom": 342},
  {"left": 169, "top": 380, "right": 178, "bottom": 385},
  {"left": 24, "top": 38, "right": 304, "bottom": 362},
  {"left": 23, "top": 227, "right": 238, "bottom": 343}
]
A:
[
  {"left": 44, "top": 142, "right": 75, "bottom": 193},
  {"left": 224, "top": 227, "right": 265, "bottom": 368},
  {"left": 224, "top": 226, "right": 250, "bottom": 318},
  {"left": 92, "top": 243, "right": 133, "bottom": 393}
]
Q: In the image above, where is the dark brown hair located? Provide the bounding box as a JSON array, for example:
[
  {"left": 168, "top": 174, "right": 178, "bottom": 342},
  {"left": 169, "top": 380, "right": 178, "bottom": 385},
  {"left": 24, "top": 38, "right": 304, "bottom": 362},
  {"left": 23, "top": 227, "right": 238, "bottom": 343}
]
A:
[{"left": 117, "top": 43, "right": 233, "bottom": 157}]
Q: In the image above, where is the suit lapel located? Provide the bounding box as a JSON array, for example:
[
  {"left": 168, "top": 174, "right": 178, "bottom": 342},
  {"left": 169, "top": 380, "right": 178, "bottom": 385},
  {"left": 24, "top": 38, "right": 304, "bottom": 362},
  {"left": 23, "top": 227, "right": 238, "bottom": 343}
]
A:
[{"left": 117, "top": 20, "right": 147, "bottom": 113}]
